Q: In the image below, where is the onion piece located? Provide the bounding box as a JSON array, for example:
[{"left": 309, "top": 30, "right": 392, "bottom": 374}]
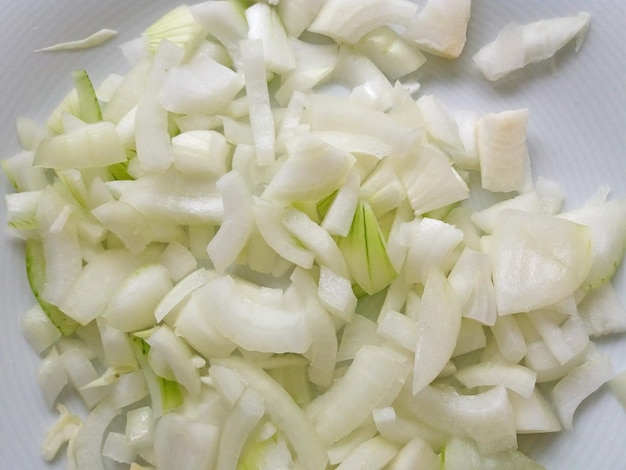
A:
[
  {"left": 360, "top": 160, "right": 406, "bottom": 218},
  {"left": 355, "top": 27, "right": 427, "bottom": 81},
  {"left": 317, "top": 266, "right": 358, "bottom": 323},
  {"left": 386, "top": 436, "right": 439, "bottom": 470},
  {"left": 134, "top": 40, "right": 184, "bottom": 172},
  {"left": 274, "top": 40, "right": 337, "bottom": 107},
  {"left": 73, "top": 400, "right": 121, "bottom": 470},
  {"left": 400, "top": 384, "right": 517, "bottom": 454},
  {"left": 453, "top": 318, "right": 487, "bottom": 357},
  {"left": 550, "top": 350, "right": 614, "bottom": 430},
  {"left": 207, "top": 171, "right": 254, "bottom": 273},
  {"left": 473, "top": 12, "right": 591, "bottom": 81},
  {"left": 38, "top": 348, "right": 69, "bottom": 408},
  {"left": 337, "top": 314, "right": 383, "bottom": 362},
  {"left": 153, "top": 413, "right": 220, "bottom": 470},
  {"left": 377, "top": 310, "right": 419, "bottom": 353},
  {"left": 190, "top": 0, "right": 249, "bottom": 71},
  {"left": 146, "top": 325, "right": 201, "bottom": 396},
  {"left": 470, "top": 177, "right": 563, "bottom": 234},
  {"left": 35, "top": 29, "right": 118, "bottom": 52},
  {"left": 490, "top": 313, "right": 528, "bottom": 364},
  {"left": 372, "top": 407, "right": 445, "bottom": 450},
  {"left": 305, "top": 94, "right": 421, "bottom": 158},
  {"left": 126, "top": 406, "right": 156, "bottom": 449},
  {"left": 276, "top": 0, "right": 325, "bottom": 38},
  {"left": 143, "top": 5, "right": 207, "bottom": 56},
  {"left": 394, "top": 144, "right": 469, "bottom": 216},
  {"left": 253, "top": 198, "right": 315, "bottom": 269},
  {"left": 97, "top": 319, "right": 137, "bottom": 369},
  {"left": 59, "top": 249, "right": 141, "bottom": 325},
  {"left": 246, "top": 2, "right": 295, "bottom": 74},
  {"left": 308, "top": 345, "right": 410, "bottom": 445},
  {"left": 524, "top": 333, "right": 589, "bottom": 384},
  {"left": 2, "top": 150, "right": 48, "bottom": 192},
  {"left": 215, "top": 388, "right": 266, "bottom": 470},
  {"left": 455, "top": 362, "right": 537, "bottom": 399},
  {"left": 416, "top": 95, "right": 464, "bottom": 154},
  {"left": 158, "top": 241, "right": 198, "bottom": 282},
  {"left": 33, "top": 188, "right": 80, "bottom": 312},
  {"left": 336, "top": 435, "right": 399, "bottom": 469},
  {"left": 578, "top": 283, "right": 626, "bottom": 337},
  {"left": 238, "top": 425, "right": 295, "bottom": 470},
  {"left": 212, "top": 356, "right": 329, "bottom": 470},
  {"left": 526, "top": 310, "right": 575, "bottom": 366},
  {"left": 118, "top": 171, "right": 223, "bottom": 225},
  {"left": 411, "top": 269, "right": 462, "bottom": 394},
  {"left": 103, "top": 264, "right": 173, "bottom": 332},
  {"left": 42, "top": 404, "right": 82, "bottom": 462},
  {"left": 103, "top": 59, "right": 151, "bottom": 124},
  {"left": 289, "top": 268, "right": 338, "bottom": 388},
  {"left": 327, "top": 424, "right": 378, "bottom": 466},
  {"left": 448, "top": 247, "right": 497, "bottom": 326},
  {"left": 308, "top": 0, "right": 418, "bottom": 43},
  {"left": 334, "top": 45, "right": 394, "bottom": 111},
  {"left": 109, "top": 371, "right": 148, "bottom": 410},
  {"left": 399, "top": 217, "right": 463, "bottom": 285},
  {"left": 24, "top": 239, "right": 82, "bottom": 336},
  {"left": 338, "top": 200, "right": 398, "bottom": 296},
  {"left": 174, "top": 293, "right": 237, "bottom": 359},
  {"left": 61, "top": 348, "right": 109, "bottom": 408},
  {"left": 476, "top": 108, "right": 530, "bottom": 193},
  {"left": 21, "top": 303, "right": 62, "bottom": 354},
  {"left": 442, "top": 436, "right": 544, "bottom": 470},
  {"left": 404, "top": 0, "right": 471, "bottom": 59},
  {"left": 102, "top": 431, "right": 137, "bottom": 464},
  {"left": 172, "top": 130, "right": 230, "bottom": 177},
  {"left": 560, "top": 198, "right": 626, "bottom": 289},
  {"left": 154, "top": 267, "right": 216, "bottom": 323},
  {"left": 508, "top": 389, "right": 562, "bottom": 434},
  {"left": 487, "top": 210, "right": 592, "bottom": 315},
  {"left": 240, "top": 39, "right": 276, "bottom": 166},
  {"left": 283, "top": 207, "right": 349, "bottom": 278},
  {"left": 159, "top": 53, "right": 245, "bottom": 116},
  {"left": 92, "top": 201, "right": 153, "bottom": 254},
  {"left": 320, "top": 170, "right": 361, "bottom": 237},
  {"left": 197, "top": 275, "right": 312, "bottom": 354},
  {"left": 263, "top": 134, "right": 355, "bottom": 203}
]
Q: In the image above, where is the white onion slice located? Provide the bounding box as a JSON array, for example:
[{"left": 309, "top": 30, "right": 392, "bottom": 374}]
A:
[{"left": 73, "top": 400, "right": 121, "bottom": 470}]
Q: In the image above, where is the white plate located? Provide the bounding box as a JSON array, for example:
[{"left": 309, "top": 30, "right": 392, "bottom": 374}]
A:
[{"left": 1, "top": 1, "right": 625, "bottom": 468}]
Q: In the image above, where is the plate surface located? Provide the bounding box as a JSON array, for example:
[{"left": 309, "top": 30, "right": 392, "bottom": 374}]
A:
[{"left": 1, "top": 1, "right": 625, "bottom": 468}]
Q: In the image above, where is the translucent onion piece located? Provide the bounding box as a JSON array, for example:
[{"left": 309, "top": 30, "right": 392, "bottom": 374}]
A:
[
  {"left": 212, "top": 356, "right": 328, "bottom": 470},
  {"left": 73, "top": 400, "right": 121, "bottom": 470},
  {"left": 473, "top": 12, "right": 591, "bottom": 81},
  {"left": 34, "top": 29, "right": 118, "bottom": 52}
]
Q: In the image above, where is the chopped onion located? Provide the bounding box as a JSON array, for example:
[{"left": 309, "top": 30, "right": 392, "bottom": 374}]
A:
[
  {"left": 308, "top": 345, "right": 410, "bottom": 445},
  {"left": 335, "top": 435, "right": 399, "bottom": 469},
  {"left": 404, "top": 0, "right": 471, "bottom": 59},
  {"left": 308, "top": 0, "right": 418, "bottom": 43},
  {"left": 473, "top": 12, "right": 591, "bottom": 81},
  {"left": 212, "top": 356, "right": 329, "bottom": 470},
  {"left": 73, "top": 400, "right": 121, "bottom": 470},
  {"left": 153, "top": 412, "right": 220, "bottom": 470},
  {"left": 4, "top": 3, "right": 625, "bottom": 470},
  {"left": 550, "top": 350, "right": 614, "bottom": 430},
  {"left": 42, "top": 404, "right": 82, "bottom": 462},
  {"left": 34, "top": 29, "right": 117, "bottom": 52}
]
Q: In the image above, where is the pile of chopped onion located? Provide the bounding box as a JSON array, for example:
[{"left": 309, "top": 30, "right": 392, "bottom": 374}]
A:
[{"left": 3, "top": 1, "right": 626, "bottom": 469}]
